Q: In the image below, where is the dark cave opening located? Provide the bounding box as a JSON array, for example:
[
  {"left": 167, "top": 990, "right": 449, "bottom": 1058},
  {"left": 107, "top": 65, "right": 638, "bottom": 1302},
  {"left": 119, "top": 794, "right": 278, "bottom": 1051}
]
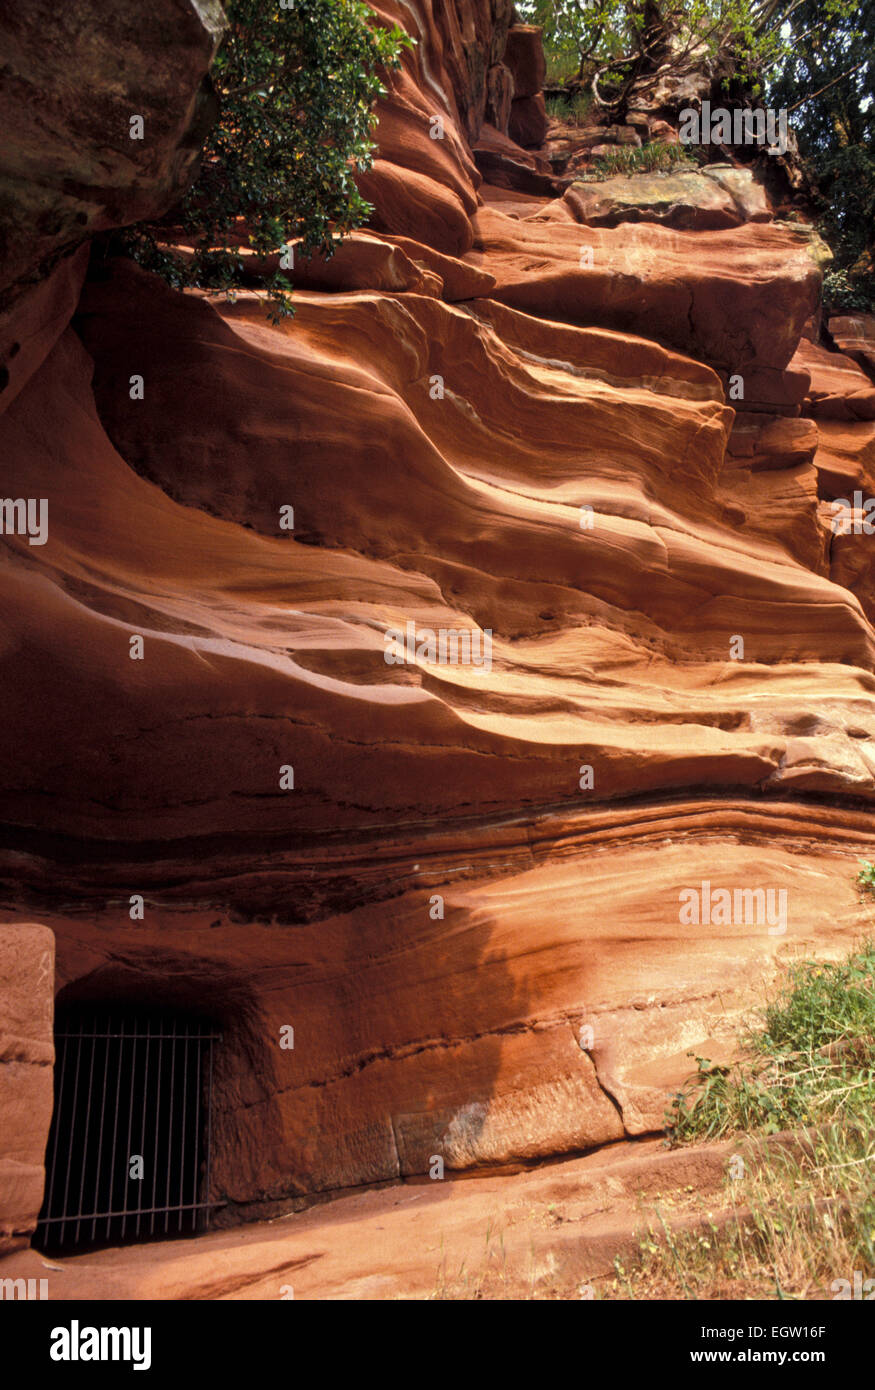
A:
[{"left": 34, "top": 1003, "right": 221, "bottom": 1255}]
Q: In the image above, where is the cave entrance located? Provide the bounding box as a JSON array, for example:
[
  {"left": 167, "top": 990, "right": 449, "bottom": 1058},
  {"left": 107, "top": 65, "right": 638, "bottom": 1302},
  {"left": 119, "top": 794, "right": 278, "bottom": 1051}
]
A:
[{"left": 35, "top": 1005, "right": 221, "bottom": 1254}]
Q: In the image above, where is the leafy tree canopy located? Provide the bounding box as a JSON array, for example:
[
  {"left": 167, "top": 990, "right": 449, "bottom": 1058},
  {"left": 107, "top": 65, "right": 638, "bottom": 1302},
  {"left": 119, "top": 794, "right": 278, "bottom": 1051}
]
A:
[
  {"left": 522, "top": 0, "right": 873, "bottom": 310},
  {"left": 527, "top": 0, "right": 748, "bottom": 94},
  {"left": 522, "top": 0, "right": 857, "bottom": 100},
  {"left": 769, "top": 0, "right": 875, "bottom": 309},
  {"left": 120, "top": 0, "right": 409, "bottom": 318}
]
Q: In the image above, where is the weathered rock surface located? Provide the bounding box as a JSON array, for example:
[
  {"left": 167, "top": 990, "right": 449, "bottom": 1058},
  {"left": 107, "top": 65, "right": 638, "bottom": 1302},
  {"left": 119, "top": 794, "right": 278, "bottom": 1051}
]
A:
[
  {"left": 0, "top": 244, "right": 90, "bottom": 421},
  {"left": 2, "top": 238, "right": 875, "bottom": 1206},
  {"left": 564, "top": 166, "right": 771, "bottom": 230},
  {"left": 503, "top": 25, "right": 546, "bottom": 100},
  {"left": 2, "top": 819, "right": 871, "bottom": 1217},
  {"left": 508, "top": 92, "right": 549, "bottom": 149},
  {"left": 355, "top": 0, "right": 529, "bottom": 253},
  {"left": 829, "top": 314, "right": 875, "bottom": 377},
  {"left": 794, "top": 337, "right": 875, "bottom": 420},
  {"left": 468, "top": 206, "right": 821, "bottom": 373},
  {"left": 0, "top": 1133, "right": 768, "bottom": 1297},
  {"left": 0, "top": 925, "right": 54, "bottom": 1252},
  {"left": 0, "top": 0, "right": 225, "bottom": 314},
  {"left": 3, "top": 0, "right": 875, "bottom": 1248},
  {"left": 0, "top": 1124, "right": 857, "bottom": 1300},
  {"left": 473, "top": 124, "right": 560, "bottom": 196},
  {"left": 427, "top": 0, "right": 516, "bottom": 144}
]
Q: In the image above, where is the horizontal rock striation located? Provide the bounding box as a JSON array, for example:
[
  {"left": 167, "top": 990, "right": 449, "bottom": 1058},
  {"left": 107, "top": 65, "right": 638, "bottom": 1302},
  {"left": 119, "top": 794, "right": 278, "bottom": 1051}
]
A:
[{"left": 2, "top": 0, "right": 875, "bottom": 1225}]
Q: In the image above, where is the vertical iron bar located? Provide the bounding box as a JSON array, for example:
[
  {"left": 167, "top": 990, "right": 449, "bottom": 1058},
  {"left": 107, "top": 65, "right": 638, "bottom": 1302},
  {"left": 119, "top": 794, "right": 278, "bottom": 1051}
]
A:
[
  {"left": 135, "top": 1017, "right": 150, "bottom": 1238},
  {"left": 73, "top": 1012, "right": 97, "bottom": 1244},
  {"left": 106, "top": 1015, "right": 124, "bottom": 1241},
  {"left": 150, "top": 1023, "right": 163, "bottom": 1237},
  {"left": 204, "top": 1036, "right": 214, "bottom": 1233},
  {"left": 121, "top": 1022, "right": 138, "bottom": 1242},
  {"left": 178, "top": 1021, "right": 189, "bottom": 1232},
  {"left": 42, "top": 1023, "right": 69, "bottom": 1245},
  {"left": 89, "top": 1009, "right": 112, "bottom": 1244},
  {"left": 164, "top": 1013, "right": 176, "bottom": 1238},
  {"left": 191, "top": 1035, "right": 202, "bottom": 1234},
  {"left": 58, "top": 1014, "right": 84, "bottom": 1248}
]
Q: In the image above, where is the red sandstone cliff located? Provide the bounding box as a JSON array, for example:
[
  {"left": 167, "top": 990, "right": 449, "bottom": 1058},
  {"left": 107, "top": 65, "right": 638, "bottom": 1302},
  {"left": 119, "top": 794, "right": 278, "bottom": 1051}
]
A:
[{"left": 2, "top": 0, "right": 875, "bottom": 1251}]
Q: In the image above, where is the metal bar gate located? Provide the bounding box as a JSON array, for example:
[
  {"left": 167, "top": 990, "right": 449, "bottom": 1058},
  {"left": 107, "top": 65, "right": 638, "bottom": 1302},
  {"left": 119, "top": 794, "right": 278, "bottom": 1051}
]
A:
[{"left": 36, "top": 1008, "right": 221, "bottom": 1253}]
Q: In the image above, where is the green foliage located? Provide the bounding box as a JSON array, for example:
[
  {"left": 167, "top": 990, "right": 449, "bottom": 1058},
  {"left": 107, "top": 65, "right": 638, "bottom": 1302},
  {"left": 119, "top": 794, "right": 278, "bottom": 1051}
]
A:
[
  {"left": 543, "top": 36, "right": 580, "bottom": 84},
  {"left": 589, "top": 139, "right": 698, "bottom": 175},
  {"left": 545, "top": 94, "right": 571, "bottom": 119},
  {"left": 522, "top": 0, "right": 874, "bottom": 312},
  {"left": 769, "top": 0, "right": 875, "bottom": 312},
  {"left": 667, "top": 940, "right": 875, "bottom": 1143},
  {"left": 823, "top": 269, "right": 875, "bottom": 314},
  {"left": 858, "top": 860, "right": 875, "bottom": 895},
  {"left": 121, "top": 0, "right": 409, "bottom": 319},
  {"left": 615, "top": 937, "right": 875, "bottom": 1299},
  {"left": 613, "top": 1123, "right": 875, "bottom": 1298},
  {"left": 519, "top": 1, "right": 795, "bottom": 91},
  {"left": 570, "top": 89, "right": 595, "bottom": 124},
  {"left": 546, "top": 90, "right": 595, "bottom": 124}
]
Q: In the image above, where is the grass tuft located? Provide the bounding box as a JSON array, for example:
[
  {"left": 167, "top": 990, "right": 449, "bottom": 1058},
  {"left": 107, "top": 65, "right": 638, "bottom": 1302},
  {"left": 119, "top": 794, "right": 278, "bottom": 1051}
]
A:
[
  {"left": 546, "top": 90, "right": 594, "bottom": 126},
  {"left": 609, "top": 939, "right": 875, "bottom": 1299},
  {"left": 589, "top": 142, "right": 698, "bottom": 179},
  {"left": 667, "top": 941, "right": 875, "bottom": 1143}
]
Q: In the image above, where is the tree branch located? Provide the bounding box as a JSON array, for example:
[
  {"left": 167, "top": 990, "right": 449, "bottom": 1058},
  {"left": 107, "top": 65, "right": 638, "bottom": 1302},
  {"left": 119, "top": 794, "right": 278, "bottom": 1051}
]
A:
[{"left": 786, "top": 59, "right": 868, "bottom": 113}]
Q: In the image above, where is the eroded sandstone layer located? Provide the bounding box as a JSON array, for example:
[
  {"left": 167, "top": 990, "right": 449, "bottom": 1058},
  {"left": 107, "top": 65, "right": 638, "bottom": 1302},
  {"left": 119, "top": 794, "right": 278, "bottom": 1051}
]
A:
[{"left": 1, "top": 0, "right": 875, "bottom": 1242}]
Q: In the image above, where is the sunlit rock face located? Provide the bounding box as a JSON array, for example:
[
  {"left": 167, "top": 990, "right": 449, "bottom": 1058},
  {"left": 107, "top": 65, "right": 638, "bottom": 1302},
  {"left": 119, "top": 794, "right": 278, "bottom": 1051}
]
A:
[
  {"left": 1, "top": 0, "right": 875, "bottom": 1229},
  {"left": 564, "top": 166, "right": 772, "bottom": 230},
  {"left": 0, "top": 926, "right": 54, "bottom": 1253}
]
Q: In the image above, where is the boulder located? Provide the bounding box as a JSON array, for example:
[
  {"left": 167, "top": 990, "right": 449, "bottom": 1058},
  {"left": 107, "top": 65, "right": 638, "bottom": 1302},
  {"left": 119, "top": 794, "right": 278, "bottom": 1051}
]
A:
[
  {"left": 601, "top": 124, "right": 643, "bottom": 147},
  {"left": 469, "top": 204, "right": 821, "bottom": 373},
  {"left": 728, "top": 413, "right": 819, "bottom": 471},
  {"left": 508, "top": 92, "right": 549, "bottom": 148},
  {"left": 794, "top": 338, "right": 875, "bottom": 421},
  {"left": 0, "top": 0, "right": 225, "bottom": 313},
  {"left": 0, "top": 925, "right": 55, "bottom": 1254},
  {"left": 356, "top": 160, "right": 476, "bottom": 257},
  {"left": 829, "top": 314, "right": 875, "bottom": 377},
  {"left": 565, "top": 167, "right": 770, "bottom": 231},
  {"left": 242, "top": 232, "right": 442, "bottom": 297},
  {"left": 649, "top": 118, "right": 681, "bottom": 145},
  {"left": 716, "top": 362, "right": 811, "bottom": 416},
  {"left": 473, "top": 123, "right": 560, "bottom": 195},
  {"left": 368, "top": 234, "right": 498, "bottom": 300},
  {"left": 485, "top": 63, "right": 515, "bottom": 134},
  {"left": 502, "top": 24, "right": 546, "bottom": 99}
]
